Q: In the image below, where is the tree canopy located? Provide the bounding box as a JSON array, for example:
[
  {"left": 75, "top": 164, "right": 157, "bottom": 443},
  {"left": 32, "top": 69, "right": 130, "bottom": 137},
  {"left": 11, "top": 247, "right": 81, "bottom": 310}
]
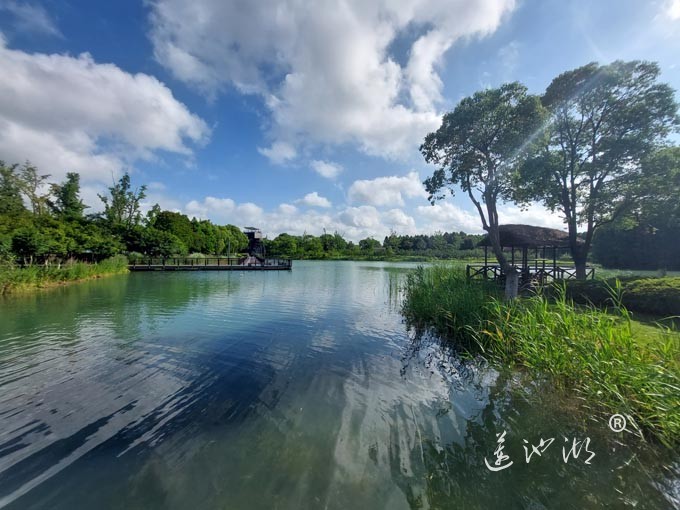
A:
[
  {"left": 421, "top": 82, "right": 546, "bottom": 276},
  {"left": 516, "top": 60, "right": 679, "bottom": 277}
]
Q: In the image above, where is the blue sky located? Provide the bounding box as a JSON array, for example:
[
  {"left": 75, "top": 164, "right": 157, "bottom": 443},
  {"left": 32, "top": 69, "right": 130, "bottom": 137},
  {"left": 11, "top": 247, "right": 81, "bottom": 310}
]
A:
[{"left": 1, "top": 0, "right": 679, "bottom": 240}]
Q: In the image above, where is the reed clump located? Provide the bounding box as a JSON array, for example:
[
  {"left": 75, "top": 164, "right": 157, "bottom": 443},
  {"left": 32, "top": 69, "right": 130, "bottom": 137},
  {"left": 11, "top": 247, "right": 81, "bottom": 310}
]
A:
[
  {"left": 402, "top": 265, "right": 680, "bottom": 447},
  {"left": 0, "top": 255, "right": 129, "bottom": 294}
]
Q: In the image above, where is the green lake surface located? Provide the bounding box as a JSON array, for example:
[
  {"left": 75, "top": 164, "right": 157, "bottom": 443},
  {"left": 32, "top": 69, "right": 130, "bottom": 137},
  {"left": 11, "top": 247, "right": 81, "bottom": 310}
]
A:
[{"left": 0, "top": 261, "right": 678, "bottom": 509}]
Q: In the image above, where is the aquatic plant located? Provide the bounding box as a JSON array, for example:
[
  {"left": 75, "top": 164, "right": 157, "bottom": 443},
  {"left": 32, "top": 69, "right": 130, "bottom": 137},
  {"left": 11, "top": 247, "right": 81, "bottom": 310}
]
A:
[{"left": 0, "top": 255, "right": 129, "bottom": 294}]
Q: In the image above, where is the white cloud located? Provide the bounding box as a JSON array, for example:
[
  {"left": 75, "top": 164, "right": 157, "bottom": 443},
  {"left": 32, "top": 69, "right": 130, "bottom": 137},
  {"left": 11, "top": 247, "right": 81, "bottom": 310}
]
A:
[
  {"left": 185, "top": 196, "right": 265, "bottom": 225},
  {"left": 416, "top": 202, "right": 483, "bottom": 233},
  {"left": 348, "top": 171, "right": 426, "bottom": 207},
  {"left": 182, "top": 196, "right": 396, "bottom": 241},
  {"left": 0, "top": 39, "right": 209, "bottom": 187},
  {"left": 0, "top": 1, "right": 61, "bottom": 37},
  {"left": 148, "top": 0, "right": 516, "bottom": 160},
  {"left": 311, "top": 159, "right": 343, "bottom": 179},
  {"left": 497, "top": 203, "right": 567, "bottom": 231},
  {"left": 257, "top": 141, "right": 297, "bottom": 164},
  {"left": 181, "top": 195, "right": 566, "bottom": 243},
  {"left": 666, "top": 0, "right": 680, "bottom": 20},
  {"left": 383, "top": 208, "right": 416, "bottom": 231},
  {"left": 295, "top": 191, "right": 332, "bottom": 208},
  {"left": 277, "top": 203, "right": 297, "bottom": 215},
  {"left": 416, "top": 200, "right": 568, "bottom": 234},
  {"left": 339, "top": 206, "right": 382, "bottom": 229}
]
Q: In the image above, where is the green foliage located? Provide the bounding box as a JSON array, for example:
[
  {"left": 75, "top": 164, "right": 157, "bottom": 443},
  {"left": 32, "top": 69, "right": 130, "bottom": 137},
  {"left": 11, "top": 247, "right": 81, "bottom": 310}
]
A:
[
  {"left": 517, "top": 61, "right": 679, "bottom": 278},
  {"left": 0, "top": 162, "right": 251, "bottom": 265},
  {"left": 0, "top": 162, "right": 26, "bottom": 216},
  {"left": 264, "top": 231, "right": 485, "bottom": 260},
  {"left": 401, "top": 265, "right": 500, "bottom": 348},
  {"left": 421, "top": 82, "right": 547, "bottom": 271},
  {"left": 50, "top": 172, "right": 87, "bottom": 220},
  {"left": 0, "top": 255, "right": 129, "bottom": 294},
  {"left": 402, "top": 265, "right": 680, "bottom": 446},
  {"left": 592, "top": 146, "right": 680, "bottom": 270},
  {"left": 98, "top": 173, "right": 147, "bottom": 231}
]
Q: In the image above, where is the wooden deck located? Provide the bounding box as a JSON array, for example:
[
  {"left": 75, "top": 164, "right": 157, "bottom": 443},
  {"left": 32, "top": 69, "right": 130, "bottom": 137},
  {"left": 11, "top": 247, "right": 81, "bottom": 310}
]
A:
[{"left": 129, "top": 257, "right": 292, "bottom": 271}]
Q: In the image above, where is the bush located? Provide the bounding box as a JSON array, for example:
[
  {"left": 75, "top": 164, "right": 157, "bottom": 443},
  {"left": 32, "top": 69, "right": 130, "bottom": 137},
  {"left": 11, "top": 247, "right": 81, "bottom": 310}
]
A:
[{"left": 566, "top": 277, "right": 680, "bottom": 317}]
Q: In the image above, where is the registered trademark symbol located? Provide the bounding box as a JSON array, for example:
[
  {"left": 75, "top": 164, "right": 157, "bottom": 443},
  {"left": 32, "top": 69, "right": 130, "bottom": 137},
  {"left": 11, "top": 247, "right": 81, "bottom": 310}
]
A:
[{"left": 609, "top": 414, "right": 627, "bottom": 433}]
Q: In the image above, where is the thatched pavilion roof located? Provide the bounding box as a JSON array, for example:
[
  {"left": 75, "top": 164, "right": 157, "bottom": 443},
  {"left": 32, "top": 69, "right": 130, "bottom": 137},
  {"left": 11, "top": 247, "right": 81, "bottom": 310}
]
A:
[{"left": 479, "top": 224, "right": 578, "bottom": 248}]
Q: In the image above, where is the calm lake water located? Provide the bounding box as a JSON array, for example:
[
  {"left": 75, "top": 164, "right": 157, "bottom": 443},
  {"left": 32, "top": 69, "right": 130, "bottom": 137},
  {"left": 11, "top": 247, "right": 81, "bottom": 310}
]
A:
[{"left": 0, "top": 261, "right": 678, "bottom": 509}]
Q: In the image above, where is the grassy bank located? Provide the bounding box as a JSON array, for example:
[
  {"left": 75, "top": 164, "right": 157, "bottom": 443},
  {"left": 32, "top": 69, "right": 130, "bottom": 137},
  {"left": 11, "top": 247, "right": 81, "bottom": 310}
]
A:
[
  {"left": 0, "top": 255, "right": 129, "bottom": 295},
  {"left": 566, "top": 276, "right": 680, "bottom": 317},
  {"left": 402, "top": 265, "right": 680, "bottom": 447}
]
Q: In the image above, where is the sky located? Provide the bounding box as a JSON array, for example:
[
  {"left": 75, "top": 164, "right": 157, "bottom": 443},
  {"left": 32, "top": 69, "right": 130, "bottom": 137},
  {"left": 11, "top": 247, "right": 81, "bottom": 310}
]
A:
[{"left": 0, "top": 0, "right": 679, "bottom": 241}]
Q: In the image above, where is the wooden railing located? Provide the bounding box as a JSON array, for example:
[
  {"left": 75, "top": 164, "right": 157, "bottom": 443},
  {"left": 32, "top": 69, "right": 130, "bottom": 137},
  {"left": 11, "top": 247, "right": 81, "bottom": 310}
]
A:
[
  {"left": 129, "top": 257, "right": 292, "bottom": 269},
  {"left": 466, "top": 263, "right": 595, "bottom": 283}
]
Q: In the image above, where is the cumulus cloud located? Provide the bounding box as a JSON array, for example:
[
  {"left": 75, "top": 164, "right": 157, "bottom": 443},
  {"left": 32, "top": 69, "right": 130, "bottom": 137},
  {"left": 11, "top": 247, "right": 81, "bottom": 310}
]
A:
[
  {"left": 339, "top": 206, "right": 382, "bottom": 229},
  {"left": 311, "top": 159, "right": 342, "bottom": 179},
  {"left": 416, "top": 200, "right": 568, "bottom": 233},
  {"left": 348, "top": 171, "right": 427, "bottom": 207},
  {"left": 185, "top": 196, "right": 264, "bottom": 225},
  {"left": 148, "top": 0, "right": 515, "bottom": 160},
  {"left": 416, "top": 202, "right": 483, "bottom": 233},
  {"left": 383, "top": 208, "right": 417, "bottom": 231},
  {"left": 0, "top": 39, "right": 209, "bottom": 186},
  {"left": 0, "top": 1, "right": 61, "bottom": 37},
  {"left": 257, "top": 141, "right": 297, "bottom": 164},
  {"left": 180, "top": 195, "right": 425, "bottom": 241},
  {"left": 295, "top": 191, "right": 332, "bottom": 208},
  {"left": 277, "top": 203, "right": 297, "bottom": 215},
  {"left": 497, "top": 203, "right": 566, "bottom": 230}
]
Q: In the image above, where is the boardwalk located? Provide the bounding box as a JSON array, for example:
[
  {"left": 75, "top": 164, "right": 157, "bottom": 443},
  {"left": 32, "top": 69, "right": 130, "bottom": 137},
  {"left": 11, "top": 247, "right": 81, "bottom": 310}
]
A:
[{"left": 129, "top": 257, "right": 292, "bottom": 271}]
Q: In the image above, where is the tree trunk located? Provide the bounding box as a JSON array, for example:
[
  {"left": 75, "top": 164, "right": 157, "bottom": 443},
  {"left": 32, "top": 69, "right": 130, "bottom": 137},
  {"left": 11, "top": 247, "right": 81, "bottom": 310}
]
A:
[
  {"left": 504, "top": 267, "right": 520, "bottom": 300},
  {"left": 485, "top": 224, "right": 519, "bottom": 299},
  {"left": 573, "top": 252, "right": 587, "bottom": 280}
]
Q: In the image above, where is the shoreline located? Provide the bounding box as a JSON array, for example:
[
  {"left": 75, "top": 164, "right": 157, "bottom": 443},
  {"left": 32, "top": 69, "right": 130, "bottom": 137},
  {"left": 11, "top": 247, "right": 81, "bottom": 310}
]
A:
[{"left": 1, "top": 269, "right": 129, "bottom": 296}]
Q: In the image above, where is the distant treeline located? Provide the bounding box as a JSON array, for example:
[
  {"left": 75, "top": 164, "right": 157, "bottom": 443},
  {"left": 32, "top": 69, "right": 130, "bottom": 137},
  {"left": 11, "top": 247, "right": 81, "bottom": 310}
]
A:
[
  {"left": 264, "top": 231, "right": 484, "bottom": 260},
  {"left": 2, "top": 155, "right": 679, "bottom": 269},
  {"left": 0, "top": 162, "right": 248, "bottom": 266}
]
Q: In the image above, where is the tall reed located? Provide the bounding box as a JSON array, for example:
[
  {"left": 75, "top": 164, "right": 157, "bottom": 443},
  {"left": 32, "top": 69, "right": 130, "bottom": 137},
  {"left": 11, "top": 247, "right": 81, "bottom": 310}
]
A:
[{"left": 0, "top": 255, "right": 129, "bottom": 294}]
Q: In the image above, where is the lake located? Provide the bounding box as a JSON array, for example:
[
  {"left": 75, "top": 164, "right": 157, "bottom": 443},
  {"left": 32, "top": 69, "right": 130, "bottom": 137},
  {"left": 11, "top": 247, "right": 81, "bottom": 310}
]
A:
[{"left": 0, "top": 261, "right": 677, "bottom": 509}]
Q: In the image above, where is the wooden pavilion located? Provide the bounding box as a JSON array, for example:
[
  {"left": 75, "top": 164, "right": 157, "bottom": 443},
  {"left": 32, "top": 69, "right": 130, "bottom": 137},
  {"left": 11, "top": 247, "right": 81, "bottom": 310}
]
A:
[{"left": 466, "top": 224, "right": 595, "bottom": 284}]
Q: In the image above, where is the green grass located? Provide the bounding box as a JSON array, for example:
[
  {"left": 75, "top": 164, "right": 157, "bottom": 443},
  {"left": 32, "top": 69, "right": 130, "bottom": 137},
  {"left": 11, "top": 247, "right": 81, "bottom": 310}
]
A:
[
  {"left": 0, "top": 255, "right": 129, "bottom": 294},
  {"left": 402, "top": 265, "right": 680, "bottom": 447}
]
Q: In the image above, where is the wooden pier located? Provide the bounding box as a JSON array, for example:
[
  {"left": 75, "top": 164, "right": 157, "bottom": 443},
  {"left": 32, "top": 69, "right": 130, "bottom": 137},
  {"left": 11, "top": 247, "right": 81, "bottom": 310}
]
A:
[{"left": 129, "top": 257, "right": 292, "bottom": 272}]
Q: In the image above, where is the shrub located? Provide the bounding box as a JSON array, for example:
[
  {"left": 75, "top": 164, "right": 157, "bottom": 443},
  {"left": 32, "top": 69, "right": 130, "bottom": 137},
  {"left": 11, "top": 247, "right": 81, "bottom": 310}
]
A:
[{"left": 566, "top": 277, "right": 680, "bottom": 317}]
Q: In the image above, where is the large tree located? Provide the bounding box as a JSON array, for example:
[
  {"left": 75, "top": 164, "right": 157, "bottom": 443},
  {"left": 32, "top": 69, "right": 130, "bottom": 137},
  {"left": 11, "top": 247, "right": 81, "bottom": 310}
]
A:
[
  {"left": 0, "top": 162, "right": 25, "bottom": 216},
  {"left": 16, "top": 162, "right": 51, "bottom": 216},
  {"left": 517, "top": 61, "right": 679, "bottom": 278},
  {"left": 421, "top": 82, "right": 546, "bottom": 294},
  {"left": 50, "top": 172, "right": 87, "bottom": 220},
  {"left": 98, "top": 173, "right": 147, "bottom": 231}
]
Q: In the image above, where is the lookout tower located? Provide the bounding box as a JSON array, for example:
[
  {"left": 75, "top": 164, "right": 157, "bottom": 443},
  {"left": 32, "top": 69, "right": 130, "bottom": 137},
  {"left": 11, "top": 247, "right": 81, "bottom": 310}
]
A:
[{"left": 244, "top": 227, "right": 265, "bottom": 259}]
